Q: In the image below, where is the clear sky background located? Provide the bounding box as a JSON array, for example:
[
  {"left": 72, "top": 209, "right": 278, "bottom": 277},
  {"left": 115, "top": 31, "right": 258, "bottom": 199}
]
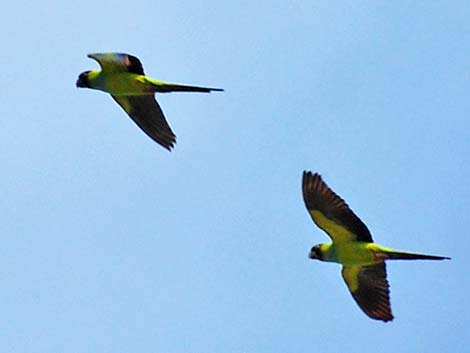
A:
[{"left": 1, "top": 1, "right": 468, "bottom": 352}]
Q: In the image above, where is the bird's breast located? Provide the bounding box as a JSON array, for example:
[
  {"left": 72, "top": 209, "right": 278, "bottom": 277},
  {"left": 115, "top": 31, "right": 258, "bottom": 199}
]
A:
[
  {"left": 105, "top": 73, "right": 151, "bottom": 96},
  {"left": 335, "top": 242, "right": 378, "bottom": 266}
]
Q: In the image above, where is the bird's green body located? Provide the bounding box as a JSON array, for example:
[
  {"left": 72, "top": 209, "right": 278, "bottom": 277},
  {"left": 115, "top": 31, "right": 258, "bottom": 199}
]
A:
[
  {"left": 302, "top": 171, "right": 450, "bottom": 322},
  {"left": 76, "top": 52, "right": 223, "bottom": 150},
  {"left": 82, "top": 71, "right": 151, "bottom": 95},
  {"left": 316, "top": 242, "right": 381, "bottom": 266},
  {"left": 314, "top": 241, "right": 443, "bottom": 266},
  {"left": 84, "top": 70, "right": 212, "bottom": 96}
]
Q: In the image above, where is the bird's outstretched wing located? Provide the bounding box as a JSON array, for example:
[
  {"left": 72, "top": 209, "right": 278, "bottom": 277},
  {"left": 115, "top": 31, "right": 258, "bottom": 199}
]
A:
[
  {"left": 341, "top": 263, "right": 393, "bottom": 322},
  {"left": 112, "top": 95, "right": 176, "bottom": 150},
  {"left": 302, "top": 171, "right": 373, "bottom": 244},
  {"left": 88, "top": 53, "right": 145, "bottom": 75}
]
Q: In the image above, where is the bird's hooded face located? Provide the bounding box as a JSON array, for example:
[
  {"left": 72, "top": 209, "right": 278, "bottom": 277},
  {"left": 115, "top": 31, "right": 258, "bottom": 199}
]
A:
[
  {"left": 308, "top": 244, "right": 324, "bottom": 261},
  {"left": 76, "top": 71, "right": 92, "bottom": 88}
]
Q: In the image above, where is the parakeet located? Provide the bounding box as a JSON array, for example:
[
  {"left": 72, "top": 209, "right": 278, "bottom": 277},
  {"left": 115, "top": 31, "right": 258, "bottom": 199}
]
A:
[
  {"left": 302, "top": 171, "right": 450, "bottom": 322},
  {"left": 77, "top": 52, "right": 223, "bottom": 150}
]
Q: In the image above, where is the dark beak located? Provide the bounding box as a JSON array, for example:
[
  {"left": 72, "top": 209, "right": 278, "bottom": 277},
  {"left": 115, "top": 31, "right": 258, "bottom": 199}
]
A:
[
  {"left": 308, "top": 250, "right": 318, "bottom": 260},
  {"left": 76, "top": 71, "right": 90, "bottom": 88},
  {"left": 76, "top": 77, "right": 86, "bottom": 88}
]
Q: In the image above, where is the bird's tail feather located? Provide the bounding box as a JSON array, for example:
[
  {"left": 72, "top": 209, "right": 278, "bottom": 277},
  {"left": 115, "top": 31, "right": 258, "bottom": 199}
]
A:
[
  {"left": 159, "top": 83, "right": 223, "bottom": 93},
  {"left": 145, "top": 78, "right": 223, "bottom": 93},
  {"left": 386, "top": 251, "right": 450, "bottom": 261}
]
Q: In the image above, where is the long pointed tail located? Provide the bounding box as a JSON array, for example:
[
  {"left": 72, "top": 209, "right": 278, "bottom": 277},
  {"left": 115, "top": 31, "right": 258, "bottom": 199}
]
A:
[
  {"left": 157, "top": 83, "right": 224, "bottom": 93},
  {"left": 387, "top": 251, "right": 450, "bottom": 260},
  {"left": 145, "top": 78, "right": 224, "bottom": 93}
]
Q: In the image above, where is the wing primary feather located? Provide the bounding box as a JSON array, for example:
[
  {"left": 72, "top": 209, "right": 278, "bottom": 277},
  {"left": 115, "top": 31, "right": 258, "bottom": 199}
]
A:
[
  {"left": 111, "top": 95, "right": 176, "bottom": 150},
  {"left": 302, "top": 171, "right": 373, "bottom": 243},
  {"left": 342, "top": 263, "right": 393, "bottom": 322},
  {"left": 123, "top": 54, "right": 145, "bottom": 75}
]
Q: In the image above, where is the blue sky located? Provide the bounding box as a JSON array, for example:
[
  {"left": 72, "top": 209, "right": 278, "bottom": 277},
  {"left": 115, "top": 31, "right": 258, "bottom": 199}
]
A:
[{"left": 1, "top": 1, "right": 469, "bottom": 352}]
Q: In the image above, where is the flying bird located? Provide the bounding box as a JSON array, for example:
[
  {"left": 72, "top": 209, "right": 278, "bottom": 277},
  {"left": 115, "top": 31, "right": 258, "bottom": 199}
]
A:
[
  {"left": 76, "top": 53, "right": 223, "bottom": 150},
  {"left": 302, "top": 171, "right": 450, "bottom": 322}
]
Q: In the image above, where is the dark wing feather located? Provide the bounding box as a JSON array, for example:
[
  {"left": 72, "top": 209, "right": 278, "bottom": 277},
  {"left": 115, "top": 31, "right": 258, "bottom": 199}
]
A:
[
  {"left": 121, "top": 53, "right": 145, "bottom": 75},
  {"left": 88, "top": 53, "right": 145, "bottom": 75},
  {"left": 302, "top": 171, "right": 373, "bottom": 243},
  {"left": 342, "top": 263, "right": 393, "bottom": 322},
  {"left": 111, "top": 95, "right": 176, "bottom": 151}
]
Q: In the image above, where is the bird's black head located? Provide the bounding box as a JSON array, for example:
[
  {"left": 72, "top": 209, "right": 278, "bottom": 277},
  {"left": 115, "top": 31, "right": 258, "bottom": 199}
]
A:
[
  {"left": 76, "top": 71, "right": 91, "bottom": 88},
  {"left": 308, "top": 244, "right": 324, "bottom": 261}
]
